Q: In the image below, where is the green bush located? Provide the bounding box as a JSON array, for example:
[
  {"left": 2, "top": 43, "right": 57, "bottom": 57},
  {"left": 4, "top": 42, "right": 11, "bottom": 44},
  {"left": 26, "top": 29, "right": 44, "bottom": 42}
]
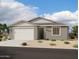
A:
[
  {"left": 73, "top": 44, "right": 78, "bottom": 48},
  {"left": 0, "top": 36, "right": 3, "bottom": 38},
  {"left": 64, "top": 41, "right": 70, "bottom": 44},
  {"left": 22, "top": 42, "right": 27, "bottom": 46},
  {"left": 38, "top": 40, "right": 43, "bottom": 43},
  {"left": 69, "top": 33, "right": 75, "bottom": 39},
  {"left": 51, "top": 39, "right": 56, "bottom": 41},
  {"left": 50, "top": 43, "right": 56, "bottom": 46}
]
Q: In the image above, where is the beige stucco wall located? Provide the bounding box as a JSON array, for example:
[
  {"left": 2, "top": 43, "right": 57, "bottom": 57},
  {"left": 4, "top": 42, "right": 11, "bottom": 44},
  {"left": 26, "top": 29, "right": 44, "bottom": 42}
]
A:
[
  {"left": 34, "top": 27, "right": 38, "bottom": 40},
  {"left": 45, "top": 26, "right": 68, "bottom": 40}
]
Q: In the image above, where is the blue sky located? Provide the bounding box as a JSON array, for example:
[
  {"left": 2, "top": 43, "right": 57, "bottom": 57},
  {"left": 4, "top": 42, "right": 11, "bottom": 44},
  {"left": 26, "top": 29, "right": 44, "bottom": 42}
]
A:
[
  {"left": 17, "top": 0, "right": 77, "bottom": 15},
  {"left": 0, "top": 0, "right": 77, "bottom": 26}
]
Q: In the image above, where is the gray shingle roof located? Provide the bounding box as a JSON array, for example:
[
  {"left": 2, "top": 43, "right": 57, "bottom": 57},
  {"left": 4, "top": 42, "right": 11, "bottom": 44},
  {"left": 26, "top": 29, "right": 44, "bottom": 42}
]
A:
[
  {"left": 10, "top": 17, "right": 68, "bottom": 27},
  {"left": 29, "top": 17, "right": 67, "bottom": 26}
]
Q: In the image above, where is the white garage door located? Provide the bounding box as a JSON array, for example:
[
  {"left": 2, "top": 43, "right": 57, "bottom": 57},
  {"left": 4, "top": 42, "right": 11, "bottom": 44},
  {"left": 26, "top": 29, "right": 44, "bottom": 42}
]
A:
[{"left": 14, "top": 28, "right": 34, "bottom": 40}]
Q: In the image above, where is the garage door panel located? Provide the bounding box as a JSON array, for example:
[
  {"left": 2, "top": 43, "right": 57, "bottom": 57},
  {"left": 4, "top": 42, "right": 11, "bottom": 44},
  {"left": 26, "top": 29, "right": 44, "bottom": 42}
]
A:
[{"left": 14, "top": 29, "right": 34, "bottom": 40}]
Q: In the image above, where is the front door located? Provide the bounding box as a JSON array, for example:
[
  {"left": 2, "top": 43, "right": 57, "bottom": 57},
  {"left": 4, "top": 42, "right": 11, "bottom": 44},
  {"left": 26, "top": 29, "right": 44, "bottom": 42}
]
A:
[{"left": 38, "top": 27, "right": 44, "bottom": 39}]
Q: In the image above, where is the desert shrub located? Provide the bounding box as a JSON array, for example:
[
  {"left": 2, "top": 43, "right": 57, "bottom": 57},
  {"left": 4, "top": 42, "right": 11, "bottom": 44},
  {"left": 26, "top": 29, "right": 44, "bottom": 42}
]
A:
[
  {"left": 50, "top": 43, "right": 56, "bottom": 46},
  {"left": 0, "top": 38, "right": 2, "bottom": 41},
  {"left": 0, "top": 36, "right": 2, "bottom": 41},
  {"left": 73, "top": 44, "right": 78, "bottom": 48},
  {"left": 22, "top": 42, "right": 27, "bottom": 46},
  {"left": 64, "top": 41, "right": 70, "bottom": 44},
  {"left": 8, "top": 38, "right": 11, "bottom": 40},
  {"left": 51, "top": 39, "right": 56, "bottom": 41},
  {"left": 38, "top": 40, "right": 43, "bottom": 43},
  {"left": 46, "top": 39, "right": 49, "bottom": 40}
]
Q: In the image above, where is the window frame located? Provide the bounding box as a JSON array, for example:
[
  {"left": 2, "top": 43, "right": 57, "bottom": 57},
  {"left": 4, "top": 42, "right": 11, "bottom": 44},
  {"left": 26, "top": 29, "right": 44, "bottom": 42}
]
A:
[{"left": 51, "top": 26, "right": 61, "bottom": 36}]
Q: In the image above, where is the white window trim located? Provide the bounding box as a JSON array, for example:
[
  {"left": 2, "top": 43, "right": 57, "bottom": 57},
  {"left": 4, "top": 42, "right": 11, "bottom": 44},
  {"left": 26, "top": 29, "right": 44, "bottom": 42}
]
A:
[{"left": 51, "top": 26, "right": 61, "bottom": 36}]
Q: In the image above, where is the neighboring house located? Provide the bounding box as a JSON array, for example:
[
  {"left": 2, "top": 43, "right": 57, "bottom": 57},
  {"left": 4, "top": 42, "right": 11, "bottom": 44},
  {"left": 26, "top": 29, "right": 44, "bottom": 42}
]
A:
[{"left": 9, "top": 17, "right": 69, "bottom": 40}]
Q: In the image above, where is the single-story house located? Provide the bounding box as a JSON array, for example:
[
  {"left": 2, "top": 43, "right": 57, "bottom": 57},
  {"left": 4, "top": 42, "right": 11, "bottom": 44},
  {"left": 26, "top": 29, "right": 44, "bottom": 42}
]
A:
[{"left": 9, "top": 17, "right": 69, "bottom": 40}]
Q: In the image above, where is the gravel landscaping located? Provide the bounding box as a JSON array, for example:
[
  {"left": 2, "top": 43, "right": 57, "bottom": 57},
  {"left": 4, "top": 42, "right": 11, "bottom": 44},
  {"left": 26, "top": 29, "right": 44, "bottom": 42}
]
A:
[
  {"left": 0, "top": 39, "right": 78, "bottom": 49},
  {"left": 25, "top": 39, "right": 78, "bottom": 49}
]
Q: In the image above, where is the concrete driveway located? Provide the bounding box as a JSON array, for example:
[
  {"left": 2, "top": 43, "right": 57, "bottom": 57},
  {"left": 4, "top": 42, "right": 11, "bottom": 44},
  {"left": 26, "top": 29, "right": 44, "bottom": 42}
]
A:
[{"left": 0, "top": 46, "right": 78, "bottom": 59}]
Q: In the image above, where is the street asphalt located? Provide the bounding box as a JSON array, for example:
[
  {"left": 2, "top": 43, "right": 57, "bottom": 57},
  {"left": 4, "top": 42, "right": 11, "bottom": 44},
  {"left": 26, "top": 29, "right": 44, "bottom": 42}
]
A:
[{"left": 0, "top": 46, "right": 78, "bottom": 59}]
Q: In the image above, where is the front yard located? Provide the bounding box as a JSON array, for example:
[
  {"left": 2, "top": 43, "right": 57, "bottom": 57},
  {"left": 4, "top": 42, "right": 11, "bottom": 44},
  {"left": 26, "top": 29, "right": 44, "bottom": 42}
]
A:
[
  {"left": 0, "top": 39, "right": 78, "bottom": 49},
  {"left": 22, "top": 39, "right": 78, "bottom": 49}
]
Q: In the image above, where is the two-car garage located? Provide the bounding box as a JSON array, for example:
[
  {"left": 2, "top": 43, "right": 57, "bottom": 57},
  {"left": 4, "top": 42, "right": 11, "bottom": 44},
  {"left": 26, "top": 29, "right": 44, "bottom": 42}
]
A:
[{"left": 10, "top": 21, "right": 35, "bottom": 40}]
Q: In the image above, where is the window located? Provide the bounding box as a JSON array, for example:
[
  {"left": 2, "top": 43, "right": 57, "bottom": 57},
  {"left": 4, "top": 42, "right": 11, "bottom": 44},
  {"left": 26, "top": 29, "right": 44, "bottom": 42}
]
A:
[{"left": 52, "top": 27, "right": 61, "bottom": 36}]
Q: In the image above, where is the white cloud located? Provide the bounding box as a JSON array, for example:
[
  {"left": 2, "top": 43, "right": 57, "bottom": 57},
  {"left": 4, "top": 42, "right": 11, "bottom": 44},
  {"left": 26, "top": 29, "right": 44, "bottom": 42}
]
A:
[
  {"left": 0, "top": 0, "right": 77, "bottom": 28},
  {"left": 44, "top": 11, "right": 78, "bottom": 26},
  {"left": 0, "top": 0, "right": 38, "bottom": 24}
]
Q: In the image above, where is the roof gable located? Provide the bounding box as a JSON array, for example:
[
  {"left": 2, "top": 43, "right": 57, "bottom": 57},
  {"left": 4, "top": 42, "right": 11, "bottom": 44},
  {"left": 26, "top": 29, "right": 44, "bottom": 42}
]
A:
[{"left": 29, "top": 17, "right": 53, "bottom": 23}]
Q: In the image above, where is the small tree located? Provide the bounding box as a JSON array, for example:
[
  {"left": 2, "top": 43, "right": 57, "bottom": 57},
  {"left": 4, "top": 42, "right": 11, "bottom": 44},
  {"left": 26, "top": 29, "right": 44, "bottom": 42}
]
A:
[
  {"left": 69, "top": 33, "right": 75, "bottom": 39},
  {"left": 72, "top": 25, "right": 78, "bottom": 38},
  {"left": 0, "top": 23, "right": 9, "bottom": 41}
]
